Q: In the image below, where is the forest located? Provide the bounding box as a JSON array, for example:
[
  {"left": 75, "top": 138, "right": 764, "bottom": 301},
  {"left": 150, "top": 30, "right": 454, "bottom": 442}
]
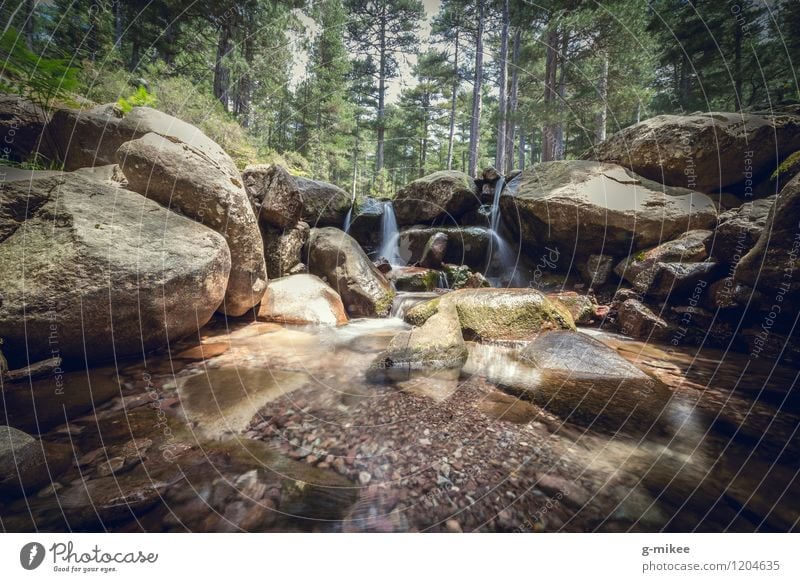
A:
[
  {"left": 5, "top": 0, "right": 800, "bottom": 192},
  {"left": 2, "top": 0, "right": 800, "bottom": 537}
]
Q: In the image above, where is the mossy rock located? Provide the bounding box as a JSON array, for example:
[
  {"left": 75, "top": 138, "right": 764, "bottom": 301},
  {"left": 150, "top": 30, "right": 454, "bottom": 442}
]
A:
[
  {"left": 771, "top": 150, "right": 800, "bottom": 186},
  {"left": 403, "top": 288, "right": 575, "bottom": 341}
]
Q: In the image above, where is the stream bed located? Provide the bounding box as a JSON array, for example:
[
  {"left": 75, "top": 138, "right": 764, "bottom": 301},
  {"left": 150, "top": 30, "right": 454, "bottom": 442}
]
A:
[{"left": 2, "top": 301, "right": 798, "bottom": 532}]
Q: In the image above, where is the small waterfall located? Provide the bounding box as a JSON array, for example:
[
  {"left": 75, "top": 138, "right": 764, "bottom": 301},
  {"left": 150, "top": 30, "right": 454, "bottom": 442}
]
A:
[
  {"left": 389, "top": 291, "right": 439, "bottom": 319},
  {"left": 437, "top": 271, "right": 449, "bottom": 289},
  {"left": 488, "top": 176, "right": 505, "bottom": 234},
  {"left": 484, "top": 176, "right": 521, "bottom": 286},
  {"left": 343, "top": 205, "right": 353, "bottom": 233},
  {"left": 378, "top": 201, "right": 402, "bottom": 266}
]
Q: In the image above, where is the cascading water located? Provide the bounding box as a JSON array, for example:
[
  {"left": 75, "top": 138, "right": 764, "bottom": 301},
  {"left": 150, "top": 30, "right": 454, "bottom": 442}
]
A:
[
  {"left": 485, "top": 176, "right": 521, "bottom": 286},
  {"left": 343, "top": 205, "right": 353, "bottom": 233},
  {"left": 378, "top": 201, "right": 403, "bottom": 266},
  {"left": 488, "top": 176, "right": 505, "bottom": 234},
  {"left": 437, "top": 271, "right": 449, "bottom": 289}
]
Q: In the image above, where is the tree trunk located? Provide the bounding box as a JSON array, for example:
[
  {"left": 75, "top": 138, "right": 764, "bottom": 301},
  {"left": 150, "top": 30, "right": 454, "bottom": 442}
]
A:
[
  {"left": 236, "top": 34, "right": 253, "bottom": 128},
  {"left": 213, "top": 21, "right": 234, "bottom": 111},
  {"left": 505, "top": 28, "right": 521, "bottom": 174},
  {"left": 375, "top": 5, "right": 387, "bottom": 174},
  {"left": 541, "top": 26, "right": 559, "bottom": 162},
  {"left": 446, "top": 30, "right": 460, "bottom": 170},
  {"left": 733, "top": 24, "right": 743, "bottom": 110},
  {"left": 518, "top": 130, "right": 526, "bottom": 170},
  {"left": 494, "top": 0, "right": 510, "bottom": 172},
  {"left": 24, "top": 0, "right": 35, "bottom": 49},
  {"left": 468, "top": 0, "right": 485, "bottom": 178},
  {"left": 595, "top": 53, "right": 609, "bottom": 143},
  {"left": 114, "top": 0, "right": 123, "bottom": 49},
  {"left": 553, "top": 29, "right": 568, "bottom": 160}
]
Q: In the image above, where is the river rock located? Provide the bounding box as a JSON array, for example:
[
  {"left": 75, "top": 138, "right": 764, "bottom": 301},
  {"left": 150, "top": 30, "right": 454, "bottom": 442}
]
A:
[
  {"left": 405, "top": 288, "right": 575, "bottom": 341},
  {"left": 547, "top": 292, "right": 598, "bottom": 325},
  {"left": 117, "top": 132, "right": 267, "bottom": 316},
  {"left": 419, "top": 232, "right": 448, "bottom": 269},
  {"left": 394, "top": 170, "right": 479, "bottom": 225},
  {"left": 734, "top": 173, "right": 800, "bottom": 304},
  {"left": 617, "top": 299, "right": 670, "bottom": 340},
  {"left": 590, "top": 111, "right": 800, "bottom": 192},
  {"left": 389, "top": 266, "right": 439, "bottom": 292},
  {"left": 507, "top": 332, "right": 668, "bottom": 434},
  {"left": 263, "top": 221, "right": 309, "bottom": 278},
  {"left": 306, "top": 227, "right": 395, "bottom": 317},
  {"left": 712, "top": 197, "right": 775, "bottom": 265},
  {"left": 399, "top": 226, "right": 490, "bottom": 270},
  {"left": 368, "top": 302, "right": 467, "bottom": 381},
  {"left": 614, "top": 230, "right": 714, "bottom": 293},
  {"left": 0, "top": 95, "right": 54, "bottom": 164},
  {"left": 579, "top": 254, "right": 615, "bottom": 286},
  {"left": 0, "top": 426, "right": 71, "bottom": 497},
  {"left": 0, "top": 173, "right": 230, "bottom": 368},
  {"left": 442, "top": 264, "right": 490, "bottom": 289},
  {"left": 520, "top": 330, "right": 650, "bottom": 380},
  {"left": 295, "top": 176, "right": 351, "bottom": 226},
  {"left": 501, "top": 161, "right": 717, "bottom": 256},
  {"left": 257, "top": 274, "right": 347, "bottom": 326},
  {"left": 644, "top": 262, "right": 718, "bottom": 300},
  {"left": 242, "top": 164, "right": 303, "bottom": 229}
]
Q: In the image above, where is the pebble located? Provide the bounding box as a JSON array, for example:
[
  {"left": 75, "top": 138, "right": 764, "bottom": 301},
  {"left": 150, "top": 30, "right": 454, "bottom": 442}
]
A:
[
  {"left": 359, "top": 471, "right": 372, "bottom": 485},
  {"left": 445, "top": 519, "right": 463, "bottom": 533}
]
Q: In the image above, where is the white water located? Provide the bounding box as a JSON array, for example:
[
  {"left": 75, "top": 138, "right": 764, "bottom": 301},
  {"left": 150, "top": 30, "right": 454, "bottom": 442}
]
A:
[
  {"left": 378, "top": 201, "right": 403, "bottom": 266},
  {"left": 343, "top": 206, "right": 353, "bottom": 233},
  {"left": 485, "top": 176, "right": 521, "bottom": 284},
  {"left": 488, "top": 176, "right": 505, "bottom": 234},
  {"left": 437, "top": 271, "right": 449, "bottom": 289}
]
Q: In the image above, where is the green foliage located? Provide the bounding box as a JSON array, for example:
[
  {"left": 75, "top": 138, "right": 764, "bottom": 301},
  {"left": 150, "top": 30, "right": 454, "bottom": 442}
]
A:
[
  {"left": 118, "top": 86, "right": 156, "bottom": 114},
  {"left": 0, "top": 28, "right": 79, "bottom": 106}
]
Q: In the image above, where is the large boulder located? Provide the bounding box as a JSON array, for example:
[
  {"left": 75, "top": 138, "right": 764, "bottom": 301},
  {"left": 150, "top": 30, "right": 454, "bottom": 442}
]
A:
[
  {"left": 241, "top": 164, "right": 303, "bottom": 229},
  {"left": 295, "top": 176, "right": 351, "bottom": 227},
  {"left": 393, "top": 170, "right": 479, "bottom": 225},
  {"left": 0, "top": 173, "right": 231, "bottom": 368},
  {"left": 398, "top": 226, "right": 490, "bottom": 270},
  {"left": 50, "top": 105, "right": 240, "bottom": 174},
  {"left": 368, "top": 302, "right": 467, "bottom": 381},
  {"left": 117, "top": 132, "right": 267, "bottom": 316},
  {"left": 405, "top": 288, "right": 575, "bottom": 341},
  {"left": 0, "top": 426, "right": 70, "bottom": 497},
  {"left": 505, "top": 331, "right": 668, "bottom": 433},
  {"left": 0, "top": 95, "right": 55, "bottom": 164},
  {"left": 306, "top": 227, "right": 395, "bottom": 317},
  {"left": 712, "top": 197, "right": 775, "bottom": 265},
  {"left": 519, "top": 330, "right": 650, "bottom": 381},
  {"left": 734, "top": 173, "right": 800, "bottom": 303},
  {"left": 263, "top": 221, "right": 309, "bottom": 278},
  {"left": 501, "top": 161, "right": 717, "bottom": 256},
  {"left": 590, "top": 112, "right": 800, "bottom": 193},
  {"left": 257, "top": 274, "right": 347, "bottom": 326}
]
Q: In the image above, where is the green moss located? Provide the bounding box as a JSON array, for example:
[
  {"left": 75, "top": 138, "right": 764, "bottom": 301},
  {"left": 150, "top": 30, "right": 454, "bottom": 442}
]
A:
[
  {"left": 405, "top": 297, "right": 441, "bottom": 326},
  {"left": 771, "top": 150, "right": 800, "bottom": 183},
  {"left": 375, "top": 289, "right": 396, "bottom": 318}
]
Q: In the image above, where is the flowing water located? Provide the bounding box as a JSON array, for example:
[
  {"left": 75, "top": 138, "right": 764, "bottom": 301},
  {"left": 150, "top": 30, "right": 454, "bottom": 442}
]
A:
[
  {"left": 378, "top": 201, "right": 403, "bottom": 266},
  {"left": 2, "top": 312, "right": 797, "bottom": 533},
  {"left": 343, "top": 205, "right": 353, "bottom": 233}
]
